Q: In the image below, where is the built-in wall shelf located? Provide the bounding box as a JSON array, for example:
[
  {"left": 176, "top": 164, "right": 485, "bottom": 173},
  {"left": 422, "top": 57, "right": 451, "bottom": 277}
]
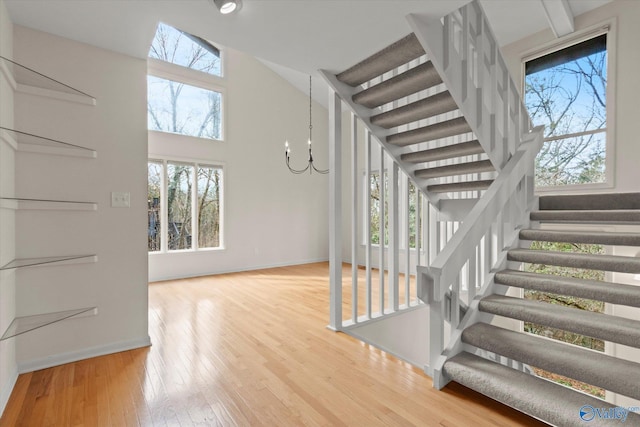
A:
[
  {"left": 0, "top": 56, "right": 96, "bottom": 106},
  {"left": 0, "top": 307, "right": 98, "bottom": 341},
  {"left": 0, "top": 127, "right": 97, "bottom": 158},
  {"left": 0, "top": 255, "right": 97, "bottom": 271},
  {"left": 0, "top": 197, "right": 97, "bottom": 211}
]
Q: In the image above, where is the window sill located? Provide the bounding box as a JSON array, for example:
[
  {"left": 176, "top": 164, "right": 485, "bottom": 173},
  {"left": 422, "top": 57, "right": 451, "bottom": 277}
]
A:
[{"left": 148, "top": 247, "right": 225, "bottom": 255}]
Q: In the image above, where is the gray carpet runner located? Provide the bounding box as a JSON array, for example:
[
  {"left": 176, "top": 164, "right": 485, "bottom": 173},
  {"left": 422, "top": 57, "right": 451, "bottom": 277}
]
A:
[
  {"left": 479, "top": 294, "right": 640, "bottom": 349},
  {"left": 539, "top": 192, "right": 640, "bottom": 210},
  {"left": 531, "top": 209, "right": 640, "bottom": 223},
  {"left": 507, "top": 248, "right": 640, "bottom": 273},
  {"left": 495, "top": 269, "right": 640, "bottom": 307},
  {"left": 370, "top": 91, "right": 457, "bottom": 129},
  {"left": 443, "top": 353, "right": 640, "bottom": 426},
  {"left": 334, "top": 32, "right": 494, "bottom": 197},
  {"left": 336, "top": 34, "right": 424, "bottom": 86},
  {"left": 519, "top": 228, "right": 640, "bottom": 246},
  {"left": 401, "top": 140, "right": 483, "bottom": 163},
  {"left": 352, "top": 62, "right": 442, "bottom": 108},
  {"left": 462, "top": 323, "right": 640, "bottom": 400},
  {"left": 427, "top": 179, "right": 493, "bottom": 194},
  {"left": 415, "top": 159, "right": 493, "bottom": 179}
]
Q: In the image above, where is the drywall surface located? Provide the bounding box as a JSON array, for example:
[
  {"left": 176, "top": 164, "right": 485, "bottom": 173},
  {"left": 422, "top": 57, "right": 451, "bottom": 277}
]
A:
[
  {"left": 12, "top": 25, "right": 150, "bottom": 370},
  {"left": 148, "top": 48, "right": 329, "bottom": 281},
  {"left": 0, "top": 0, "right": 17, "bottom": 415}
]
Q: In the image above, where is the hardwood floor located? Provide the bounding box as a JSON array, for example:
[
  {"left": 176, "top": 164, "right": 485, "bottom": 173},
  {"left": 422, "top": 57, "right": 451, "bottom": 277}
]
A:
[{"left": 1, "top": 262, "right": 545, "bottom": 426}]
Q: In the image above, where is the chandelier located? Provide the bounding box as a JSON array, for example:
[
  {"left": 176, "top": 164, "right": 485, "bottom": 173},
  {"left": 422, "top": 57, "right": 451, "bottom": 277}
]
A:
[{"left": 284, "top": 76, "right": 328, "bottom": 174}]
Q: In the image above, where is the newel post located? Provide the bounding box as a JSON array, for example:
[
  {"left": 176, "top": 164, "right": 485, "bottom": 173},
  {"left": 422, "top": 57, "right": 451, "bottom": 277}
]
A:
[{"left": 328, "top": 89, "right": 343, "bottom": 331}]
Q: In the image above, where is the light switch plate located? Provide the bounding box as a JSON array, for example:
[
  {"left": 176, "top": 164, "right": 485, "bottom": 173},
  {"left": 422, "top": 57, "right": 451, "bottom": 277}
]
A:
[{"left": 111, "top": 191, "right": 130, "bottom": 208}]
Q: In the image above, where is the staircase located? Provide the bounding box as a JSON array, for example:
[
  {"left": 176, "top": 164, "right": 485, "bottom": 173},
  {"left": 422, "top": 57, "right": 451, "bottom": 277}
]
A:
[
  {"left": 323, "top": 1, "right": 640, "bottom": 425},
  {"left": 324, "top": 32, "right": 498, "bottom": 203},
  {"left": 444, "top": 192, "right": 640, "bottom": 425}
]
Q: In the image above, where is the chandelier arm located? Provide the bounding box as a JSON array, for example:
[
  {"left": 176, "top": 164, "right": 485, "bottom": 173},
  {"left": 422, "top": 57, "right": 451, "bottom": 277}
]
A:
[{"left": 286, "top": 156, "right": 312, "bottom": 174}]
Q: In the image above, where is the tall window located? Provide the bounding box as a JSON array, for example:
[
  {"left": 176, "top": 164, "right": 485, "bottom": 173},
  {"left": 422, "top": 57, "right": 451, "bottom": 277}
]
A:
[
  {"left": 148, "top": 160, "right": 223, "bottom": 252},
  {"left": 147, "top": 23, "right": 224, "bottom": 140},
  {"left": 524, "top": 33, "right": 608, "bottom": 187}
]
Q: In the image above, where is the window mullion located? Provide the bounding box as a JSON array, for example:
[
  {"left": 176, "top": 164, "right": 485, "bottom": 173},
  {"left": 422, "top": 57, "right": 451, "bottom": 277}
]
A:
[
  {"left": 192, "top": 164, "right": 199, "bottom": 250},
  {"left": 161, "top": 160, "right": 169, "bottom": 253}
]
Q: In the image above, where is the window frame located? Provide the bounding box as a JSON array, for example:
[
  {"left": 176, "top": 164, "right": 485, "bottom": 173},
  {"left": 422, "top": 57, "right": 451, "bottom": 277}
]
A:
[
  {"left": 147, "top": 23, "right": 227, "bottom": 142},
  {"left": 520, "top": 20, "right": 616, "bottom": 193},
  {"left": 148, "top": 157, "right": 225, "bottom": 254}
]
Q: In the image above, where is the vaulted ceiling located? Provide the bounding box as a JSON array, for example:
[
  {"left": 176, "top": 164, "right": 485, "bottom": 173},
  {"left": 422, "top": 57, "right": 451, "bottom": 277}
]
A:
[{"left": 4, "top": 0, "right": 612, "bottom": 104}]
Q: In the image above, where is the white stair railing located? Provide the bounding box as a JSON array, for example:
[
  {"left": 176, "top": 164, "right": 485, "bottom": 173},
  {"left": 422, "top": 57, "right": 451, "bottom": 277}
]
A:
[
  {"left": 418, "top": 129, "right": 542, "bottom": 388},
  {"left": 326, "top": 54, "right": 478, "bottom": 331},
  {"left": 407, "top": 0, "right": 546, "bottom": 388},
  {"left": 408, "top": 0, "right": 533, "bottom": 171}
]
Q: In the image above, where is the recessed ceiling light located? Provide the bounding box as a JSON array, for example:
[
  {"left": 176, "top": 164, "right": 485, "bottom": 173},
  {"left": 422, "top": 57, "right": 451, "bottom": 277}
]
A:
[{"left": 212, "top": 0, "right": 242, "bottom": 15}]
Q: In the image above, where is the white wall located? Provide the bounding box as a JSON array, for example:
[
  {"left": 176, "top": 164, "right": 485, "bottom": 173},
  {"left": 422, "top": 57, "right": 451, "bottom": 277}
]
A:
[
  {"left": 148, "top": 49, "right": 329, "bottom": 281},
  {"left": 11, "top": 26, "right": 150, "bottom": 370},
  {"left": 502, "top": 0, "right": 640, "bottom": 195},
  {"left": 0, "top": 0, "right": 17, "bottom": 415}
]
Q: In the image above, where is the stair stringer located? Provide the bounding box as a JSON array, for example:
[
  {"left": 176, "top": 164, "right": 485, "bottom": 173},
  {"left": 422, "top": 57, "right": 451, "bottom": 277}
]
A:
[
  {"left": 319, "top": 70, "right": 445, "bottom": 208},
  {"left": 407, "top": 1, "right": 533, "bottom": 172}
]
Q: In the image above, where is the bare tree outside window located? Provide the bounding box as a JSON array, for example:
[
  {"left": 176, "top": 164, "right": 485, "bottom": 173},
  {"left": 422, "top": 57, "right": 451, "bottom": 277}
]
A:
[
  {"left": 148, "top": 23, "right": 223, "bottom": 140},
  {"left": 525, "top": 34, "right": 607, "bottom": 187},
  {"left": 197, "top": 166, "right": 222, "bottom": 248},
  {"left": 146, "top": 24, "right": 224, "bottom": 253}
]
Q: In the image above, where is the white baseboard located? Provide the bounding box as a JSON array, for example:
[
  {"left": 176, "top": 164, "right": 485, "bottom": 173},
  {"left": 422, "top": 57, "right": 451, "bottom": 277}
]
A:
[
  {"left": 18, "top": 335, "right": 152, "bottom": 374},
  {"left": 149, "top": 257, "right": 329, "bottom": 282},
  {"left": 0, "top": 367, "right": 18, "bottom": 417}
]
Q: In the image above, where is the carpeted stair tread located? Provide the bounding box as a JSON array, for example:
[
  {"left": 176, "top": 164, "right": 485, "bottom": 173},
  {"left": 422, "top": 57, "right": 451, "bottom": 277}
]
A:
[
  {"left": 479, "top": 294, "right": 640, "bottom": 349},
  {"left": 352, "top": 62, "right": 442, "bottom": 109},
  {"left": 530, "top": 209, "right": 640, "bottom": 223},
  {"left": 495, "top": 269, "right": 640, "bottom": 307},
  {"left": 443, "top": 353, "right": 639, "bottom": 426},
  {"left": 401, "top": 140, "right": 484, "bottom": 163},
  {"left": 539, "top": 192, "right": 640, "bottom": 211},
  {"left": 415, "top": 160, "right": 494, "bottom": 180},
  {"left": 336, "top": 34, "right": 425, "bottom": 87},
  {"left": 387, "top": 117, "right": 470, "bottom": 147},
  {"left": 370, "top": 91, "right": 457, "bottom": 129},
  {"left": 462, "top": 323, "right": 640, "bottom": 400},
  {"left": 519, "top": 229, "right": 640, "bottom": 246},
  {"left": 508, "top": 248, "right": 640, "bottom": 274},
  {"left": 427, "top": 179, "right": 493, "bottom": 194}
]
